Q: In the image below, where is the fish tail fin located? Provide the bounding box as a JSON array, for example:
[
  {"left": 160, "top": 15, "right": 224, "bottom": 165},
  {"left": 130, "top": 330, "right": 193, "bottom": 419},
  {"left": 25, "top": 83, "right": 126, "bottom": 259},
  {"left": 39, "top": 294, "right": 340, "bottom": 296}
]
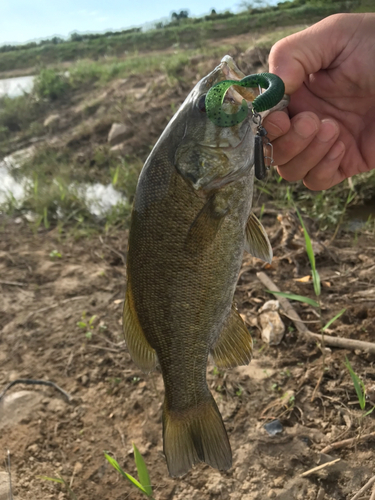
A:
[{"left": 162, "top": 394, "right": 232, "bottom": 477}]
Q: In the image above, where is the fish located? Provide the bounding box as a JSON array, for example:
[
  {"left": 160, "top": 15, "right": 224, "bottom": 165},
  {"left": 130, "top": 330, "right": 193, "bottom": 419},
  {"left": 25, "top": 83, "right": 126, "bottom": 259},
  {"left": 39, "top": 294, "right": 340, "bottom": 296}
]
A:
[{"left": 123, "top": 55, "right": 274, "bottom": 477}]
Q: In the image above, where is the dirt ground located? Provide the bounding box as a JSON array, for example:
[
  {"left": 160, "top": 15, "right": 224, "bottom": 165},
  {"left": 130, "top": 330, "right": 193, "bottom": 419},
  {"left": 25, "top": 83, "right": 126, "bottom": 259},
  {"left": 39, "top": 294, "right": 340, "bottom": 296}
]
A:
[{"left": 0, "top": 208, "right": 374, "bottom": 500}]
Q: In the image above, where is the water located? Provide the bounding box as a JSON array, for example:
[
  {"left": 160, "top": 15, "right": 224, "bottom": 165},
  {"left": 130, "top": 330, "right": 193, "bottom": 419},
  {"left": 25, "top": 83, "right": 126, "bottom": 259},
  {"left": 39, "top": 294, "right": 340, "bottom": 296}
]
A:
[
  {"left": 346, "top": 202, "right": 375, "bottom": 232},
  {"left": 0, "top": 148, "right": 126, "bottom": 217},
  {"left": 0, "top": 75, "right": 35, "bottom": 98}
]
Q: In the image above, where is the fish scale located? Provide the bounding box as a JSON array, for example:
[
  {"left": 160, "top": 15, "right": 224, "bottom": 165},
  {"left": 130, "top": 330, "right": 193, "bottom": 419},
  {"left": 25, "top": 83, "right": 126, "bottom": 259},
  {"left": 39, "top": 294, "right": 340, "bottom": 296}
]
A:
[{"left": 123, "top": 56, "right": 277, "bottom": 477}]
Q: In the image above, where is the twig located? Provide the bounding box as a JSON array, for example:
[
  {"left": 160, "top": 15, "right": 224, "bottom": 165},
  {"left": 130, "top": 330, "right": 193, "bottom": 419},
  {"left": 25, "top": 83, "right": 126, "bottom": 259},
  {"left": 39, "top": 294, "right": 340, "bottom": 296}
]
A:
[
  {"left": 256, "top": 272, "right": 375, "bottom": 354},
  {"left": 0, "top": 280, "right": 26, "bottom": 287},
  {"left": 349, "top": 475, "right": 375, "bottom": 500},
  {"left": 86, "top": 344, "right": 121, "bottom": 353},
  {"left": 0, "top": 379, "right": 71, "bottom": 403},
  {"left": 23, "top": 295, "right": 87, "bottom": 324},
  {"left": 99, "top": 236, "right": 126, "bottom": 266},
  {"left": 370, "top": 482, "right": 375, "bottom": 500},
  {"left": 321, "top": 431, "right": 375, "bottom": 454},
  {"left": 7, "top": 450, "right": 13, "bottom": 500},
  {"left": 311, "top": 370, "right": 324, "bottom": 403},
  {"left": 299, "top": 458, "right": 340, "bottom": 477}
]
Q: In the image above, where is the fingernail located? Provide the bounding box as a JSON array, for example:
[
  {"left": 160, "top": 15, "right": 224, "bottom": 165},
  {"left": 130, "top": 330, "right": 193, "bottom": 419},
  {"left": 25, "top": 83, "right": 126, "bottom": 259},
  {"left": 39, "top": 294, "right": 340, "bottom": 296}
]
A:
[
  {"left": 316, "top": 119, "right": 339, "bottom": 143},
  {"left": 294, "top": 116, "right": 318, "bottom": 139},
  {"left": 327, "top": 141, "right": 345, "bottom": 161}
]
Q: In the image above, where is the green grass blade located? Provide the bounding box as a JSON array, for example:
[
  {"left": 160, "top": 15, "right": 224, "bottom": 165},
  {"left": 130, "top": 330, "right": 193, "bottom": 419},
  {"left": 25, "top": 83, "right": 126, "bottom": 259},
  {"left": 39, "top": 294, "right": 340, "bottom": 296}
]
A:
[
  {"left": 295, "top": 208, "right": 321, "bottom": 296},
  {"left": 104, "top": 453, "right": 149, "bottom": 495},
  {"left": 311, "top": 269, "right": 321, "bottom": 297},
  {"left": 344, "top": 357, "right": 366, "bottom": 410},
  {"left": 133, "top": 443, "right": 153, "bottom": 496},
  {"left": 295, "top": 209, "right": 315, "bottom": 269},
  {"left": 39, "top": 476, "right": 77, "bottom": 500},
  {"left": 266, "top": 290, "right": 319, "bottom": 308},
  {"left": 38, "top": 476, "right": 64, "bottom": 484},
  {"left": 364, "top": 406, "right": 375, "bottom": 417},
  {"left": 322, "top": 308, "right": 346, "bottom": 331}
]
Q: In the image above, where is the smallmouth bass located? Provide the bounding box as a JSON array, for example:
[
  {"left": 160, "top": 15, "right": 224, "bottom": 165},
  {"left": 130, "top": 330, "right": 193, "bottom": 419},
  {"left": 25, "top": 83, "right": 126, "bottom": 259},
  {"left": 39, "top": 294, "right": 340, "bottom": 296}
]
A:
[{"left": 123, "top": 56, "right": 274, "bottom": 477}]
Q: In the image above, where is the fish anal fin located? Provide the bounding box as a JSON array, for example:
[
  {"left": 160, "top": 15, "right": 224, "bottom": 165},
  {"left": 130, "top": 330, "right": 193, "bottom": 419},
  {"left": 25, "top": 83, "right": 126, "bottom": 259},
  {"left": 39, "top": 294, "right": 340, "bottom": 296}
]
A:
[
  {"left": 123, "top": 280, "right": 157, "bottom": 373},
  {"left": 163, "top": 393, "right": 232, "bottom": 477},
  {"left": 211, "top": 304, "right": 253, "bottom": 368},
  {"left": 244, "top": 212, "right": 273, "bottom": 264}
]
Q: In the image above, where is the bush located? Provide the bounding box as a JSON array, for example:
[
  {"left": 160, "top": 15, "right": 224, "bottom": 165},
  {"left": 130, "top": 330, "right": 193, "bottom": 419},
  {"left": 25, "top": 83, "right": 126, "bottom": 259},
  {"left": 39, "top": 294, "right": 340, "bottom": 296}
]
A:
[{"left": 34, "top": 68, "right": 71, "bottom": 100}]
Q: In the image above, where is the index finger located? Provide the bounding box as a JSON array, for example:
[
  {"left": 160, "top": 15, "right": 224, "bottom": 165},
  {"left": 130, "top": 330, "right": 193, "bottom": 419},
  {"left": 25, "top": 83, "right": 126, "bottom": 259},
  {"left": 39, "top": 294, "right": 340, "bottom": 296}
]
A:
[{"left": 268, "top": 14, "right": 364, "bottom": 94}]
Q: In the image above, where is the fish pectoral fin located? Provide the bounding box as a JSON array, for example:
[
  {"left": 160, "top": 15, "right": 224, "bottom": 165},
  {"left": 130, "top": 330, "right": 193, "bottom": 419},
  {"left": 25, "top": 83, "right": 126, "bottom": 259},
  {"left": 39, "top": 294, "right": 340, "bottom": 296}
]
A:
[
  {"left": 185, "top": 194, "right": 227, "bottom": 253},
  {"left": 123, "top": 281, "right": 157, "bottom": 373},
  {"left": 244, "top": 212, "right": 273, "bottom": 264},
  {"left": 163, "top": 393, "right": 232, "bottom": 477},
  {"left": 211, "top": 304, "right": 253, "bottom": 368}
]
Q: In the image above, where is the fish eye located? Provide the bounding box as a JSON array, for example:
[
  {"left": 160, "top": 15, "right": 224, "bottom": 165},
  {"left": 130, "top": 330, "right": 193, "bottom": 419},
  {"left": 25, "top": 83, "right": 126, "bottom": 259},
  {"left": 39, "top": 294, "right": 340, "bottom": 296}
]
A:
[{"left": 197, "top": 94, "right": 206, "bottom": 113}]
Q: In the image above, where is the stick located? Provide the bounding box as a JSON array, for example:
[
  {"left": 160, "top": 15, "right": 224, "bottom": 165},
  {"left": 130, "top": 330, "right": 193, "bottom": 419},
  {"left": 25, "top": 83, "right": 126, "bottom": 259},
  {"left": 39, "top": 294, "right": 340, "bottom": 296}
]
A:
[
  {"left": 370, "top": 483, "right": 375, "bottom": 500},
  {"left": 299, "top": 458, "right": 341, "bottom": 478},
  {"left": 0, "top": 280, "right": 26, "bottom": 287},
  {"left": 256, "top": 272, "right": 375, "bottom": 354},
  {"left": 320, "top": 431, "right": 375, "bottom": 454},
  {"left": 23, "top": 295, "right": 87, "bottom": 324},
  {"left": 7, "top": 450, "right": 13, "bottom": 500},
  {"left": 99, "top": 236, "right": 126, "bottom": 266},
  {"left": 0, "top": 379, "right": 71, "bottom": 403},
  {"left": 349, "top": 475, "right": 375, "bottom": 500}
]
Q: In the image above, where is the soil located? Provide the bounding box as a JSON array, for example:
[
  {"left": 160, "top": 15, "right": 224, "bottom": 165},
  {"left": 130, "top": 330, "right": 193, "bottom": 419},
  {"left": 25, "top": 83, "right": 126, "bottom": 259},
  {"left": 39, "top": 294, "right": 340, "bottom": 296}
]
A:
[{"left": 0, "top": 210, "right": 374, "bottom": 500}]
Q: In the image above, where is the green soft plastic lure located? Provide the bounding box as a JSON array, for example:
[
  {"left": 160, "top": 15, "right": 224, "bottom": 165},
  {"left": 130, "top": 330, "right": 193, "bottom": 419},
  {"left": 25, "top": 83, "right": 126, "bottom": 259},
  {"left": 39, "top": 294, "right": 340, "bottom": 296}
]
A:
[{"left": 205, "top": 73, "right": 285, "bottom": 127}]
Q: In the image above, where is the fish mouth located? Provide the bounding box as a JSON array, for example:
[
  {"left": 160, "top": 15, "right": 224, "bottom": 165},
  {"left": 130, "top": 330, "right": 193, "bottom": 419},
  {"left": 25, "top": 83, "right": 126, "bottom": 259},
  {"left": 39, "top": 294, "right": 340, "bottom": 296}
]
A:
[
  {"left": 220, "top": 55, "right": 258, "bottom": 104},
  {"left": 198, "top": 123, "right": 251, "bottom": 151}
]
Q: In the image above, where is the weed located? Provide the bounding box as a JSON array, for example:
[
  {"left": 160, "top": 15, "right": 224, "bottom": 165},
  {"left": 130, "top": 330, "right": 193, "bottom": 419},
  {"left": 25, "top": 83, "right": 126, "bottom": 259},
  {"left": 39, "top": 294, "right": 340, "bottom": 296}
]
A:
[
  {"left": 105, "top": 444, "right": 155, "bottom": 499},
  {"left": 39, "top": 475, "right": 77, "bottom": 500},
  {"left": 34, "top": 68, "right": 71, "bottom": 100},
  {"left": 77, "top": 312, "right": 97, "bottom": 339},
  {"left": 49, "top": 249, "right": 62, "bottom": 260},
  {"left": 344, "top": 357, "right": 375, "bottom": 417}
]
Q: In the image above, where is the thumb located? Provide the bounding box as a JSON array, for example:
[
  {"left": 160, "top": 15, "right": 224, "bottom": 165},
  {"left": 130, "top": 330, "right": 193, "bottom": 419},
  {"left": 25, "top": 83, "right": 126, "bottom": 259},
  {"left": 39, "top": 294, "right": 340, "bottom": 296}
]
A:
[{"left": 268, "top": 14, "right": 362, "bottom": 94}]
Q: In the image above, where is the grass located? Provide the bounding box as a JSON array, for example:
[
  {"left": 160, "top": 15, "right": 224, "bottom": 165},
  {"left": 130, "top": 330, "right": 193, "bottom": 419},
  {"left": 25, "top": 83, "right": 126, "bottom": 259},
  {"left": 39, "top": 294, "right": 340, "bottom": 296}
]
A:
[
  {"left": 1, "top": 1, "right": 375, "bottom": 235},
  {"left": 0, "top": 2, "right": 355, "bottom": 73},
  {"left": 105, "top": 444, "right": 155, "bottom": 499}
]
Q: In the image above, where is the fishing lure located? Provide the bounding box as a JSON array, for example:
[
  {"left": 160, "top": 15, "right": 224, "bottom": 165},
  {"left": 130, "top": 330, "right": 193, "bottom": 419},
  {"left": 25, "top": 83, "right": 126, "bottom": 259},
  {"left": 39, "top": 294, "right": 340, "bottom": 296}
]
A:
[
  {"left": 205, "top": 72, "right": 284, "bottom": 180},
  {"left": 205, "top": 72, "right": 284, "bottom": 127}
]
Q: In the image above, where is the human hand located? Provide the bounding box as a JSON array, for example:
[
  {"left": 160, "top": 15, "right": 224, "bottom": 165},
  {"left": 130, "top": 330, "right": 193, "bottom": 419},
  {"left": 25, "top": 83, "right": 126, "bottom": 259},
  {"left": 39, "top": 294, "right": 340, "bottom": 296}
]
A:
[{"left": 262, "top": 13, "right": 375, "bottom": 190}]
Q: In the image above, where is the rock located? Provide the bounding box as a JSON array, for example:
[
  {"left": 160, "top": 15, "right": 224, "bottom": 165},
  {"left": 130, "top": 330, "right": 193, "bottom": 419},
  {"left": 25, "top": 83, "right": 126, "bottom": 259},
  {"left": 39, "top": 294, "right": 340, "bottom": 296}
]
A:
[
  {"left": 258, "top": 301, "right": 285, "bottom": 345},
  {"left": 110, "top": 142, "right": 127, "bottom": 155},
  {"left": 0, "top": 390, "right": 44, "bottom": 429},
  {"left": 108, "top": 123, "right": 132, "bottom": 145},
  {"left": 264, "top": 419, "right": 283, "bottom": 436},
  {"left": 43, "top": 114, "right": 60, "bottom": 129}
]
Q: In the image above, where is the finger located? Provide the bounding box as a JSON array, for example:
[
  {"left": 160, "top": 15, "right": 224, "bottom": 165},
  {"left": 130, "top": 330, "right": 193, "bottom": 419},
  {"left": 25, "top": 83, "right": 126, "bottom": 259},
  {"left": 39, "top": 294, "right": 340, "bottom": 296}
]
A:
[
  {"left": 268, "top": 14, "right": 364, "bottom": 94},
  {"left": 303, "top": 141, "right": 346, "bottom": 190},
  {"left": 276, "top": 119, "right": 340, "bottom": 182},
  {"left": 262, "top": 111, "right": 290, "bottom": 141},
  {"left": 271, "top": 112, "right": 320, "bottom": 166}
]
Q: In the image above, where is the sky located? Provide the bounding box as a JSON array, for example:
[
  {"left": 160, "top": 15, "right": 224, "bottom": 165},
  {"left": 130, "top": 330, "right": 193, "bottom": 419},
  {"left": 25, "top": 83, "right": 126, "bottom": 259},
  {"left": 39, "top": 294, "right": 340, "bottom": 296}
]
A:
[{"left": 0, "top": 0, "right": 276, "bottom": 46}]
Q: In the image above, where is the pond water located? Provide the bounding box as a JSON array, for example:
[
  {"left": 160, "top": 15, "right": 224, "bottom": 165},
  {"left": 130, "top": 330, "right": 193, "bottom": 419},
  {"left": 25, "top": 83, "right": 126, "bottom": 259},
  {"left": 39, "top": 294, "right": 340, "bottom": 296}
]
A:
[
  {"left": 0, "top": 148, "right": 126, "bottom": 217},
  {"left": 0, "top": 75, "right": 35, "bottom": 98}
]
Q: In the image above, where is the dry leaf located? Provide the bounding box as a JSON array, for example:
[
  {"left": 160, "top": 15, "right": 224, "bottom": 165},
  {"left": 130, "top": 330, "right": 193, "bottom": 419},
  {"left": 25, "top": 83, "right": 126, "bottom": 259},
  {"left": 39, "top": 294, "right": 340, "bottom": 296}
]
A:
[{"left": 294, "top": 275, "right": 311, "bottom": 283}]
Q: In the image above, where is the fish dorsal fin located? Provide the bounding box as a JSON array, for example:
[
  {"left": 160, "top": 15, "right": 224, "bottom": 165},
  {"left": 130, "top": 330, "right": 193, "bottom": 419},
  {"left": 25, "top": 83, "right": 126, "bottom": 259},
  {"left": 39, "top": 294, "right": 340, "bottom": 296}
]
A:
[
  {"left": 211, "top": 304, "right": 253, "bottom": 368},
  {"left": 123, "top": 280, "right": 157, "bottom": 373},
  {"left": 185, "top": 194, "right": 227, "bottom": 253},
  {"left": 244, "top": 212, "right": 273, "bottom": 264}
]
